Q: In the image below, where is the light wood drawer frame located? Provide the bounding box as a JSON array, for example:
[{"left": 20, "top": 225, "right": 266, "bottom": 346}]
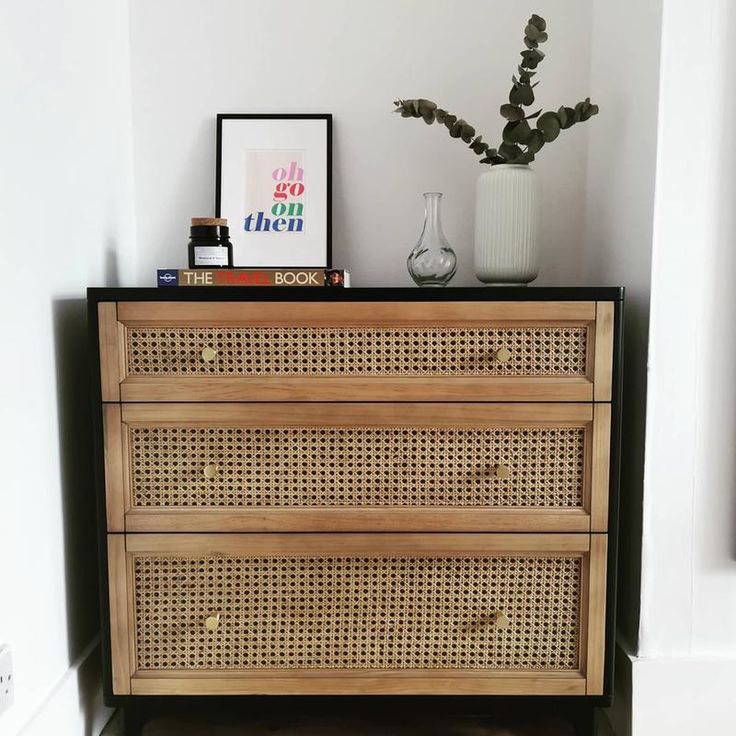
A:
[
  {"left": 103, "top": 402, "right": 611, "bottom": 534},
  {"left": 95, "top": 294, "right": 618, "bottom": 706},
  {"left": 98, "top": 302, "right": 615, "bottom": 403},
  {"left": 107, "top": 533, "right": 607, "bottom": 697}
]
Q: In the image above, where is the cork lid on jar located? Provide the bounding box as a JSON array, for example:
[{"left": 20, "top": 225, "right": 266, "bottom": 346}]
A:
[{"left": 191, "top": 217, "right": 228, "bottom": 227}]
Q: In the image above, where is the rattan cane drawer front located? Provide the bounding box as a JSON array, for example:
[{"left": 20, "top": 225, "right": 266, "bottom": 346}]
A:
[
  {"left": 126, "top": 324, "right": 587, "bottom": 377},
  {"left": 105, "top": 403, "right": 611, "bottom": 533},
  {"left": 113, "top": 534, "right": 605, "bottom": 695},
  {"left": 99, "top": 301, "right": 615, "bottom": 401}
]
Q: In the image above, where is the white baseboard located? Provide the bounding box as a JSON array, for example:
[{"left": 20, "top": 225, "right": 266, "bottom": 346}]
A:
[
  {"left": 18, "top": 637, "right": 113, "bottom": 736},
  {"left": 603, "top": 643, "right": 736, "bottom": 735},
  {"left": 12, "top": 637, "right": 736, "bottom": 736}
]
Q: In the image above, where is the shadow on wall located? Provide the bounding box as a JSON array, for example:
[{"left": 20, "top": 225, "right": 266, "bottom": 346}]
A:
[
  {"left": 51, "top": 296, "right": 102, "bottom": 735},
  {"left": 52, "top": 297, "right": 100, "bottom": 658},
  {"left": 49, "top": 245, "right": 121, "bottom": 735}
]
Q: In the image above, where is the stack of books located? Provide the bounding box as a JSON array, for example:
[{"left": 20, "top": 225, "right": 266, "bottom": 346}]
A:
[{"left": 157, "top": 268, "right": 350, "bottom": 288}]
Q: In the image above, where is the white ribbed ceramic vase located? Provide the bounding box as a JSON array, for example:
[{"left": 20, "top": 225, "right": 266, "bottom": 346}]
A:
[{"left": 474, "top": 164, "right": 541, "bottom": 285}]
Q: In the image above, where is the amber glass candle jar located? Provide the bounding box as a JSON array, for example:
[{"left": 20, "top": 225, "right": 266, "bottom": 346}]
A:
[{"left": 188, "top": 217, "right": 233, "bottom": 268}]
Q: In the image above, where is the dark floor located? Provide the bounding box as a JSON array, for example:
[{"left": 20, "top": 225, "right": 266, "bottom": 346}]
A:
[{"left": 101, "top": 709, "right": 607, "bottom": 736}]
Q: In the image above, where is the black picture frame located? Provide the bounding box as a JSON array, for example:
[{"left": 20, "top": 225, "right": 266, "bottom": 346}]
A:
[{"left": 215, "top": 113, "right": 332, "bottom": 269}]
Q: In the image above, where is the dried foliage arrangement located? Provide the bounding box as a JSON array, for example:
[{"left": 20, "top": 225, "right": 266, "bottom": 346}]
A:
[{"left": 393, "top": 15, "right": 598, "bottom": 165}]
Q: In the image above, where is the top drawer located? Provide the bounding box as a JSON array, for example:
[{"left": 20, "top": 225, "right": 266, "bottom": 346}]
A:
[{"left": 98, "top": 301, "right": 614, "bottom": 402}]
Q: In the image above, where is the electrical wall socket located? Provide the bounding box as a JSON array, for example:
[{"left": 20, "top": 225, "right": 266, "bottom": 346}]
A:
[{"left": 0, "top": 646, "right": 14, "bottom": 716}]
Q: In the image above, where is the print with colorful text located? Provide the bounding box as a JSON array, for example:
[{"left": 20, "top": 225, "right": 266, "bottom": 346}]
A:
[{"left": 243, "top": 150, "right": 305, "bottom": 235}]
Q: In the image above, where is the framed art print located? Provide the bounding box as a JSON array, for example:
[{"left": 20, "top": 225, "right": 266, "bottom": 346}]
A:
[{"left": 216, "top": 114, "right": 332, "bottom": 268}]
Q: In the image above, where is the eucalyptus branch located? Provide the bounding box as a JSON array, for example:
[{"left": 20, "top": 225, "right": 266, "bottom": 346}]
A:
[
  {"left": 392, "top": 99, "right": 499, "bottom": 162},
  {"left": 392, "top": 14, "right": 598, "bottom": 166}
]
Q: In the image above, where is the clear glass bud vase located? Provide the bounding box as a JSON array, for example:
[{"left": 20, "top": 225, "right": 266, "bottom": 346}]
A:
[{"left": 407, "top": 192, "right": 457, "bottom": 287}]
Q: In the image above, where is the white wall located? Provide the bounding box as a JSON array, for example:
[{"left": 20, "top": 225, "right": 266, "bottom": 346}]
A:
[
  {"left": 640, "top": 0, "right": 736, "bottom": 661},
  {"left": 598, "top": 0, "right": 736, "bottom": 733},
  {"left": 584, "top": 0, "right": 662, "bottom": 651},
  {"left": 128, "top": 0, "right": 594, "bottom": 286},
  {"left": 0, "top": 1, "right": 137, "bottom": 733}
]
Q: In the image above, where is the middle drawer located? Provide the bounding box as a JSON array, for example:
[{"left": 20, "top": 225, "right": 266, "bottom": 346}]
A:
[{"left": 103, "top": 403, "right": 610, "bottom": 534}]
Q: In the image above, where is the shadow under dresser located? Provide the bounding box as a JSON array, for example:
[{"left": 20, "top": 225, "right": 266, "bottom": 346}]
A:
[{"left": 88, "top": 287, "right": 623, "bottom": 735}]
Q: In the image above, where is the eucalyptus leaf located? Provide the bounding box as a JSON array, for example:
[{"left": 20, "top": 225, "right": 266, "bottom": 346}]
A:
[
  {"left": 537, "top": 111, "right": 561, "bottom": 142},
  {"left": 458, "top": 121, "right": 476, "bottom": 143},
  {"left": 526, "top": 129, "right": 544, "bottom": 153},
  {"left": 394, "top": 99, "right": 421, "bottom": 118},
  {"left": 469, "top": 135, "right": 489, "bottom": 154},
  {"left": 417, "top": 99, "right": 437, "bottom": 116},
  {"left": 558, "top": 106, "right": 576, "bottom": 129},
  {"left": 499, "top": 142, "right": 523, "bottom": 160},
  {"left": 579, "top": 98, "right": 598, "bottom": 121},
  {"left": 557, "top": 106, "right": 568, "bottom": 128},
  {"left": 512, "top": 150, "right": 536, "bottom": 164},
  {"left": 510, "top": 83, "right": 534, "bottom": 106},
  {"left": 479, "top": 148, "right": 499, "bottom": 164},
  {"left": 529, "top": 14, "right": 546, "bottom": 32},
  {"left": 500, "top": 103, "right": 525, "bottom": 121},
  {"left": 525, "top": 23, "right": 541, "bottom": 40},
  {"left": 520, "top": 49, "right": 545, "bottom": 70},
  {"left": 503, "top": 119, "right": 532, "bottom": 145}
]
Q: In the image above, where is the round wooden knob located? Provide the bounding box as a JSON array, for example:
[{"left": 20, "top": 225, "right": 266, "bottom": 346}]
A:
[
  {"left": 493, "top": 611, "right": 510, "bottom": 630},
  {"left": 201, "top": 346, "right": 218, "bottom": 362},
  {"left": 205, "top": 613, "right": 220, "bottom": 633},
  {"left": 495, "top": 463, "right": 511, "bottom": 480},
  {"left": 203, "top": 463, "right": 219, "bottom": 479},
  {"left": 495, "top": 346, "right": 511, "bottom": 363}
]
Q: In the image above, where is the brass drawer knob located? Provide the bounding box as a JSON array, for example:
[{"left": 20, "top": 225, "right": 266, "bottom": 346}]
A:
[
  {"left": 492, "top": 610, "right": 510, "bottom": 630},
  {"left": 205, "top": 613, "right": 221, "bottom": 633},
  {"left": 494, "top": 463, "right": 511, "bottom": 480},
  {"left": 203, "top": 463, "right": 220, "bottom": 479},
  {"left": 201, "top": 346, "right": 218, "bottom": 362},
  {"left": 494, "top": 346, "right": 511, "bottom": 363}
]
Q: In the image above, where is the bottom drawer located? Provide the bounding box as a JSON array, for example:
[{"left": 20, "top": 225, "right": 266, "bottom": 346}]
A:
[{"left": 107, "top": 534, "right": 607, "bottom": 696}]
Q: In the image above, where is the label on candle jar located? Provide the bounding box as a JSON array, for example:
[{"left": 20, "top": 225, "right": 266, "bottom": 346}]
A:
[{"left": 193, "top": 246, "right": 229, "bottom": 266}]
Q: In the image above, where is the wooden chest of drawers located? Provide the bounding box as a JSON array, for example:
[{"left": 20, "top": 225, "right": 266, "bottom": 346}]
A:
[{"left": 90, "top": 287, "right": 622, "bottom": 725}]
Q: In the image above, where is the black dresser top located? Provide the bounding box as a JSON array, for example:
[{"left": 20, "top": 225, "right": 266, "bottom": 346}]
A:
[{"left": 88, "top": 286, "right": 624, "bottom": 304}]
